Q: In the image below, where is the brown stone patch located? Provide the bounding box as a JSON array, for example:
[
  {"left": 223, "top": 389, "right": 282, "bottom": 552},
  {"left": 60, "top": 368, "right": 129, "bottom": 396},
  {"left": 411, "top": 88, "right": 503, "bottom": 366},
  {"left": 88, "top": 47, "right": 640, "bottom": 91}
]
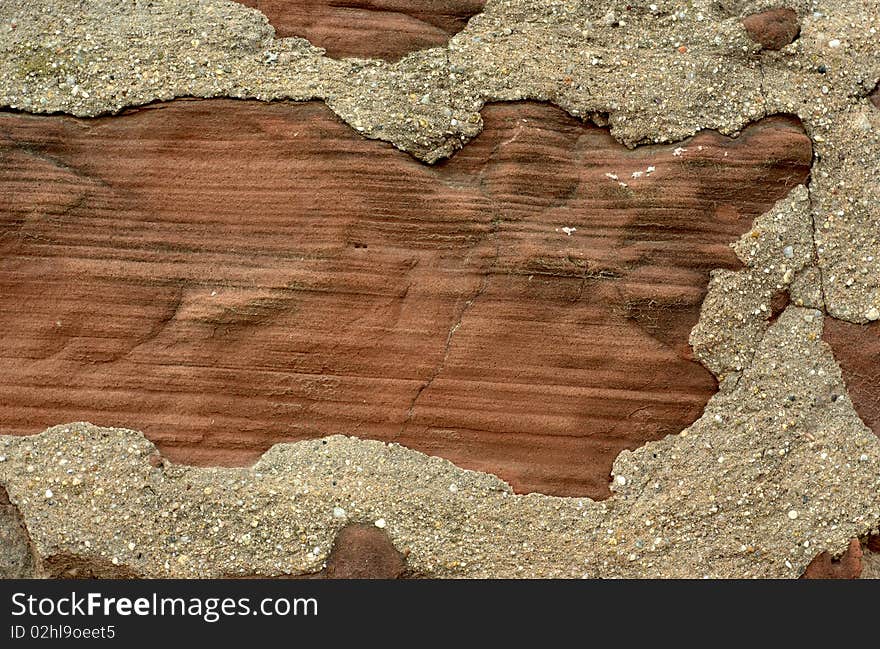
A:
[
  {"left": 823, "top": 320, "right": 880, "bottom": 437},
  {"left": 238, "top": 0, "right": 485, "bottom": 60},
  {"left": 0, "top": 100, "right": 811, "bottom": 497},
  {"left": 742, "top": 8, "right": 800, "bottom": 50},
  {"left": 323, "top": 524, "right": 406, "bottom": 578},
  {"left": 800, "top": 538, "right": 863, "bottom": 579},
  {"left": 870, "top": 82, "right": 880, "bottom": 110},
  {"left": 0, "top": 486, "right": 37, "bottom": 578}
]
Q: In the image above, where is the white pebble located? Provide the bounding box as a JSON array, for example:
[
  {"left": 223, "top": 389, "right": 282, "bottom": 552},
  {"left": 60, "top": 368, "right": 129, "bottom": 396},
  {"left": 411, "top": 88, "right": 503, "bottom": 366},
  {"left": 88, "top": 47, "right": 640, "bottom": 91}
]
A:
[
  {"left": 866, "top": 307, "right": 879, "bottom": 321},
  {"left": 44, "top": 489, "right": 53, "bottom": 499},
  {"left": 374, "top": 518, "right": 386, "bottom": 529},
  {"left": 787, "top": 510, "right": 798, "bottom": 520},
  {"left": 615, "top": 475, "right": 627, "bottom": 486},
  {"left": 333, "top": 506, "right": 347, "bottom": 518},
  {"left": 828, "top": 38, "right": 841, "bottom": 48}
]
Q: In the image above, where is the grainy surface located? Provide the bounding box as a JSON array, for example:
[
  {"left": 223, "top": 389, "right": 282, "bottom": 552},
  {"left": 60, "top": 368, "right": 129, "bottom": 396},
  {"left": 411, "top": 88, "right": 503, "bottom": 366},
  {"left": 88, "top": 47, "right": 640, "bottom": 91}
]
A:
[
  {"left": 0, "top": 101, "right": 810, "bottom": 497},
  {"left": 238, "top": 0, "right": 485, "bottom": 60}
]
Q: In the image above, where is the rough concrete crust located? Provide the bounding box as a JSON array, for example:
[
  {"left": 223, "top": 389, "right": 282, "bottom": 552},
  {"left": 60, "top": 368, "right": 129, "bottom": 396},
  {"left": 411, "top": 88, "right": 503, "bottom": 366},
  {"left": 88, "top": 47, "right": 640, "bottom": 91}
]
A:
[{"left": 0, "top": 0, "right": 879, "bottom": 578}]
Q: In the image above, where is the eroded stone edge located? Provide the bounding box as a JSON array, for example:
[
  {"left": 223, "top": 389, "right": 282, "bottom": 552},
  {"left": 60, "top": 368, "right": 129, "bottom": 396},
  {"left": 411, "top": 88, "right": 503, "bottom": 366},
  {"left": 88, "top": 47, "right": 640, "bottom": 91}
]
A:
[
  {"left": 0, "top": 307, "right": 878, "bottom": 579},
  {"left": 1, "top": 1, "right": 876, "bottom": 317}
]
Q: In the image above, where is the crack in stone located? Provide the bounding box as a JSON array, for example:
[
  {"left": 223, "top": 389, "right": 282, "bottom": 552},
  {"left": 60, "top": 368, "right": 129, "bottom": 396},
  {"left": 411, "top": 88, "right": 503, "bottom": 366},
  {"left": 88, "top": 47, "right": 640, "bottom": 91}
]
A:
[{"left": 400, "top": 219, "right": 501, "bottom": 433}]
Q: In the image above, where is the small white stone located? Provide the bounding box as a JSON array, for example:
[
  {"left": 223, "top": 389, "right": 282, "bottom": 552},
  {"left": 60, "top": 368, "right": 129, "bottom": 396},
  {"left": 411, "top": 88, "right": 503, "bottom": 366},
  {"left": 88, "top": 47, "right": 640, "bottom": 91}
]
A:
[
  {"left": 449, "top": 484, "right": 458, "bottom": 492},
  {"left": 615, "top": 475, "right": 627, "bottom": 486},
  {"left": 865, "top": 307, "right": 879, "bottom": 321},
  {"left": 44, "top": 489, "right": 53, "bottom": 499},
  {"left": 859, "top": 454, "right": 869, "bottom": 462},
  {"left": 374, "top": 518, "right": 386, "bottom": 529},
  {"left": 827, "top": 38, "right": 841, "bottom": 48},
  {"left": 782, "top": 245, "right": 794, "bottom": 259},
  {"left": 128, "top": 542, "right": 136, "bottom": 551},
  {"left": 0, "top": 456, "right": 5, "bottom": 462},
  {"left": 333, "top": 506, "right": 346, "bottom": 518},
  {"left": 787, "top": 510, "right": 798, "bottom": 520},
  {"left": 561, "top": 226, "right": 576, "bottom": 236}
]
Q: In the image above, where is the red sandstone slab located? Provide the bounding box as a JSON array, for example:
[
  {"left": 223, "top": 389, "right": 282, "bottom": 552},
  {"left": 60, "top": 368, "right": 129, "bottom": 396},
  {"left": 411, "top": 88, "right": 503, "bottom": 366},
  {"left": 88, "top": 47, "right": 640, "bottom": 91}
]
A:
[
  {"left": 238, "top": 0, "right": 485, "bottom": 59},
  {"left": 0, "top": 100, "right": 811, "bottom": 497}
]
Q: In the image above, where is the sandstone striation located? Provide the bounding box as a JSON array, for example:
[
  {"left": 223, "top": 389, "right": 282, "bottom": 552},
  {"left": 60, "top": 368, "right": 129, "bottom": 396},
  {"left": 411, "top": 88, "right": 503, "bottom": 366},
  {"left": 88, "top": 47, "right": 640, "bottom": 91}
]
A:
[
  {"left": 0, "top": 101, "right": 810, "bottom": 497},
  {"left": 1, "top": 0, "right": 879, "bottom": 579},
  {"left": 237, "top": 0, "right": 485, "bottom": 60}
]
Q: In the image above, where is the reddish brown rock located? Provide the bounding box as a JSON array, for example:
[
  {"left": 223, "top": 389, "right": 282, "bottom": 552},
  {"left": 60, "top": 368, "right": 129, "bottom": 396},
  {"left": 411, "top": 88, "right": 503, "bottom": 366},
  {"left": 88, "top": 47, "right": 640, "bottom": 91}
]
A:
[
  {"left": 823, "top": 320, "right": 879, "bottom": 437},
  {"left": 742, "top": 8, "right": 800, "bottom": 50},
  {"left": 238, "top": 0, "right": 485, "bottom": 60},
  {"left": 870, "top": 82, "right": 880, "bottom": 110},
  {"left": 801, "top": 538, "right": 863, "bottom": 579},
  {"left": 323, "top": 524, "right": 406, "bottom": 578},
  {"left": 0, "top": 486, "right": 36, "bottom": 578},
  {"left": 0, "top": 100, "right": 811, "bottom": 497}
]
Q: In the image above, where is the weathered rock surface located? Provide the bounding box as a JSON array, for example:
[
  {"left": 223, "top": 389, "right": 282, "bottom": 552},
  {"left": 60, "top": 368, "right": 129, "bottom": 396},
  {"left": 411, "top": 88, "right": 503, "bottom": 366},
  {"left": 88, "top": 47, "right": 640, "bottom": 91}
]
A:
[
  {"left": 0, "top": 486, "right": 35, "bottom": 578},
  {"left": 322, "top": 524, "right": 406, "bottom": 578},
  {"left": 800, "top": 538, "right": 862, "bottom": 579},
  {"left": 742, "top": 8, "right": 800, "bottom": 50},
  {"left": 238, "top": 0, "right": 485, "bottom": 60},
  {"left": 0, "top": 100, "right": 810, "bottom": 497},
  {"left": 0, "top": 0, "right": 879, "bottom": 579},
  {"left": 824, "top": 320, "right": 879, "bottom": 437}
]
